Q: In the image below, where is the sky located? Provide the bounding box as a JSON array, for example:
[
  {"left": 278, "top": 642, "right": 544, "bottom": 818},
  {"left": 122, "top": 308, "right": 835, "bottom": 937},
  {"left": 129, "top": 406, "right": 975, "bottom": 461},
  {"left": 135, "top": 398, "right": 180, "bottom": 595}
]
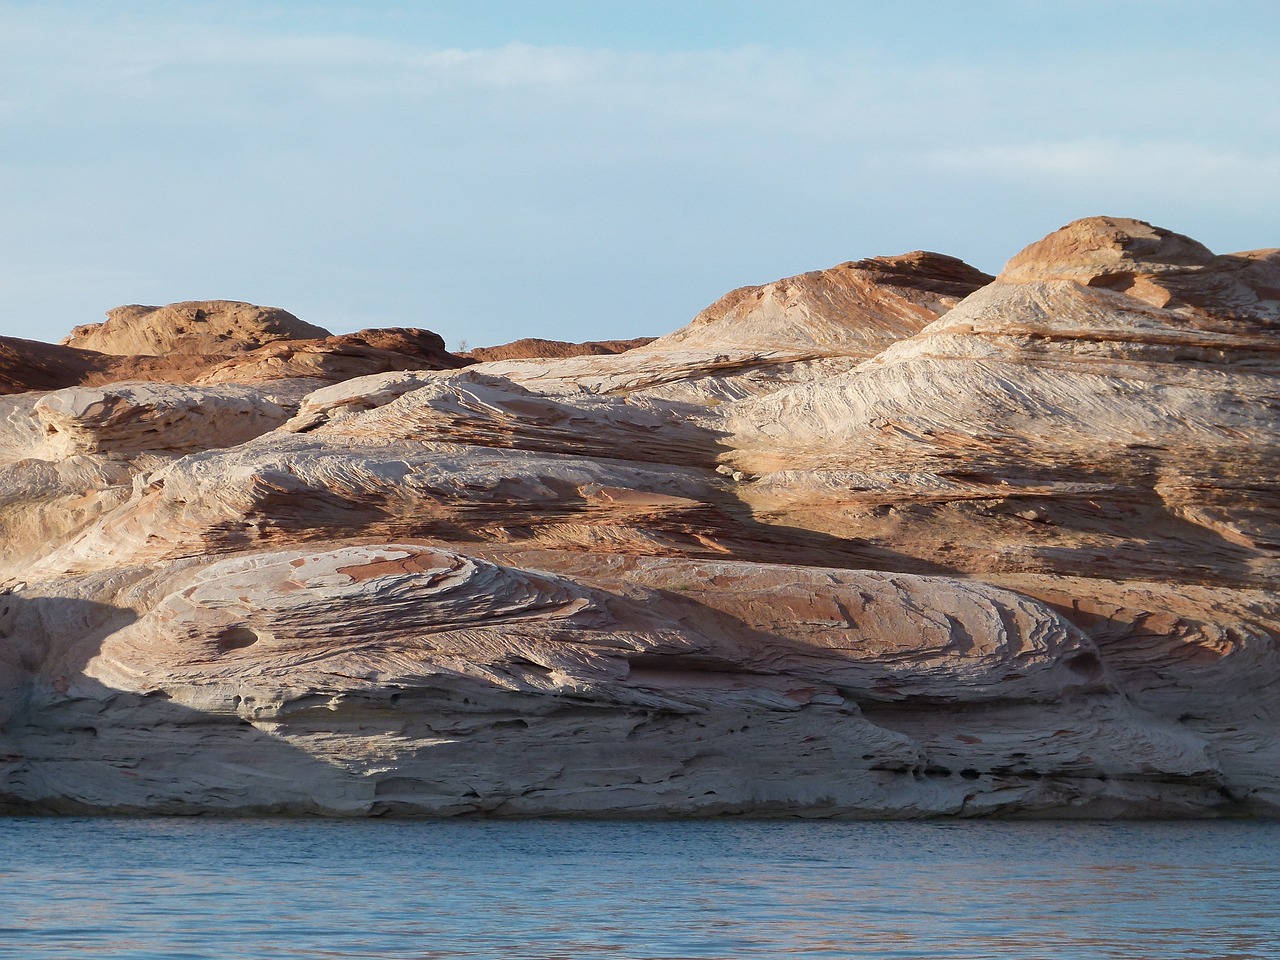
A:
[{"left": 2, "top": 1, "right": 1278, "bottom": 350}]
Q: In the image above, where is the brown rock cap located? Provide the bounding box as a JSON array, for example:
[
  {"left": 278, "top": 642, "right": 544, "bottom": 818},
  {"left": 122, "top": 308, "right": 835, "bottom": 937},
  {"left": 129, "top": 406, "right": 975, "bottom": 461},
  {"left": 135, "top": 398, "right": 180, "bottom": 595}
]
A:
[
  {"left": 465, "top": 337, "right": 655, "bottom": 362},
  {"left": 1001, "top": 216, "right": 1280, "bottom": 320},
  {"left": 1000, "top": 216, "right": 1215, "bottom": 284},
  {"left": 61, "top": 300, "right": 331, "bottom": 356}
]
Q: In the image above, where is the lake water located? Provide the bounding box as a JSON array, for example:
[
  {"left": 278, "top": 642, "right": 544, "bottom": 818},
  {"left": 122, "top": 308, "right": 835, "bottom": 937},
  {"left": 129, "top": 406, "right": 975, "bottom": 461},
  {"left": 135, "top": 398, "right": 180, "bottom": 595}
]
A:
[{"left": 1, "top": 818, "right": 1277, "bottom": 958}]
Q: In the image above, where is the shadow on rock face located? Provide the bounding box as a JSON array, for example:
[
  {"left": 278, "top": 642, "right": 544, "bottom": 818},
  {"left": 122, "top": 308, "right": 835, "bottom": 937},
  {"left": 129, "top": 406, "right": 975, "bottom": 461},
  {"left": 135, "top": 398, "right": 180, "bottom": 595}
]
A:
[
  {"left": 1, "top": 540, "right": 1268, "bottom": 819},
  {"left": 0, "top": 587, "right": 365, "bottom": 816}
]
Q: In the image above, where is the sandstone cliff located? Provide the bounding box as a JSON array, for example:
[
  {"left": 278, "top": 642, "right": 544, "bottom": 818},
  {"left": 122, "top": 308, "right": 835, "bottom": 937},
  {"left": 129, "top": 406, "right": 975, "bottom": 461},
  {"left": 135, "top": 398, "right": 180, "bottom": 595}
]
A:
[{"left": 2, "top": 217, "right": 1277, "bottom": 818}]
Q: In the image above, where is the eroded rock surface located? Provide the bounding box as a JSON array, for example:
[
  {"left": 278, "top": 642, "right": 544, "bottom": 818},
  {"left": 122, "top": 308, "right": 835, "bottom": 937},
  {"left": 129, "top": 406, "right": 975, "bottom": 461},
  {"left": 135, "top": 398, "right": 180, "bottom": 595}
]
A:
[
  {"left": 465, "top": 252, "right": 992, "bottom": 406},
  {"left": 3, "top": 305, "right": 467, "bottom": 397},
  {"left": 463, "top": 336, "right": 655, "bottom": 362},
  {"left": 659, "top": 251, "right": 993, "bottom": 357},
  {"left": 2, "top": 216, "right": 1278, "bottom": 818},
  {"left": 61, "top": 300, "right": 330, "bottom": 356}
]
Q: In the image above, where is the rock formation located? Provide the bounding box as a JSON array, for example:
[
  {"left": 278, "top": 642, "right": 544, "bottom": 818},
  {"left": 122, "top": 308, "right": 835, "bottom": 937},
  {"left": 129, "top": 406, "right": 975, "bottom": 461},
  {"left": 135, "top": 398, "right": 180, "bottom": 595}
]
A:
[
  {"left": 2, "top": 216, "right": 1278, "bottom": 818},
  {"left": 61, "top": 300, "right": 330, "bottom": 356},
  {"left": 462, "top": 336, "right": 656, "bottom": 362},
  {"left": 3, "top": 312, "right": 467, "bottom": 396},
  {"left": 660, "top": 251, "right": 993, "bottom": 357}
]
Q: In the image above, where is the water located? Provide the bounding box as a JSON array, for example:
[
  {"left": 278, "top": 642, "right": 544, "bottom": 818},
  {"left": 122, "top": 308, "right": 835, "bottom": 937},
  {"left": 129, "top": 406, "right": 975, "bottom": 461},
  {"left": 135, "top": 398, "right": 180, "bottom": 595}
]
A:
[{"left": 1, "top": 818, "right": 1277, "bottom": 959}]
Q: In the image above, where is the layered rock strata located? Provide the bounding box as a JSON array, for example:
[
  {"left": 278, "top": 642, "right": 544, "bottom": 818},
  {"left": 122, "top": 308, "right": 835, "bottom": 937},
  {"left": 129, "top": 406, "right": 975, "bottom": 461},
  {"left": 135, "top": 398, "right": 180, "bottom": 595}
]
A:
[{"left": 1, "top": 216, "right": 1277, "bottom": 817}]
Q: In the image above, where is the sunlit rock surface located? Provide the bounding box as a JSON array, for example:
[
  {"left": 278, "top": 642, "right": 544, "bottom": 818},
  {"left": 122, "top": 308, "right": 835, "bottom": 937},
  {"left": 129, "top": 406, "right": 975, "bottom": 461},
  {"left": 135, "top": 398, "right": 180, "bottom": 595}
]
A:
[
  {"left": 2, "top": 217, "right": 1278, "bottom": 818},
  {"left": 3, "top": 301, "right": 466, "bottom": 396},
  {"left": 60, "top": 300, "right": 330, "bottom": 356}
]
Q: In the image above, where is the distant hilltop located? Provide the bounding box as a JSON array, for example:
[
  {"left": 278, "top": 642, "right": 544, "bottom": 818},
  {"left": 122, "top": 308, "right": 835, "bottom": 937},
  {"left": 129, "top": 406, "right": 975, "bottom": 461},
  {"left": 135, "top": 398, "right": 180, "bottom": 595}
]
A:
[{"left": 1, "top": 300, "right": 656, "bottom": 396}]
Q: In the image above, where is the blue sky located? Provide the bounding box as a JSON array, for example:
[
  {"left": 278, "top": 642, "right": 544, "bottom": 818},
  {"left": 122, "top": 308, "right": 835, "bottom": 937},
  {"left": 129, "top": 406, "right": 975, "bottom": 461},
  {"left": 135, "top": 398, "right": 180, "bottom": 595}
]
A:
[{"left": 3, "top": 1, "right": 1278, "bottom": 348}]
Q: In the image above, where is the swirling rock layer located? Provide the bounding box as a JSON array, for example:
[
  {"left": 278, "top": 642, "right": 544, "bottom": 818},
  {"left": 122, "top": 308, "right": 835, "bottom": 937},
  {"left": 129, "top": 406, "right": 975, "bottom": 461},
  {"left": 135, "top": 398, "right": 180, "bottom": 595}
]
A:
[{"left": 2, "top": 216, "right": 1278, "bottom": 818}]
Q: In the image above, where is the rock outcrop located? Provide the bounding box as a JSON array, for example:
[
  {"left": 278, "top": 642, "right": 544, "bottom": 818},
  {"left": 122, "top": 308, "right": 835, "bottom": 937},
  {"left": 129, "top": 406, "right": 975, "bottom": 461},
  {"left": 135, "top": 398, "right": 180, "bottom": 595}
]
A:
[
  {"left": 463, "top": 336, "right": 655, "bottom": 362},
  {"left": 724, "top": 216, "right": 1280, "bottom": 584},
  {"left": 3, "top": 307, "right": 467, "bottom": 396},
  {"left": 659, "top": 251, "right": 993, "bottom": 357},
  {"left": 2, "top": 217, "right": 1278, "bottom": 818},
  {"left": 61, "top": 300, "right": 331, "bottom": 356},
  {"left": 195, "top": 328, "right": 468, "bottom": 384},
  {"left": 466, "top": 252, "right": 993, "bottom": 406}
]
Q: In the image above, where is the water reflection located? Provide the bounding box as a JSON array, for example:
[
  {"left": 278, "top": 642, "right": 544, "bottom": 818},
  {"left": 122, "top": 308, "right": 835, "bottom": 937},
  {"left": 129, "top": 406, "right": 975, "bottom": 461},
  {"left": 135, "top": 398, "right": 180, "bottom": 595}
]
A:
[{"left": 0, "top": 819, "right": 1277, "bottom": 958}]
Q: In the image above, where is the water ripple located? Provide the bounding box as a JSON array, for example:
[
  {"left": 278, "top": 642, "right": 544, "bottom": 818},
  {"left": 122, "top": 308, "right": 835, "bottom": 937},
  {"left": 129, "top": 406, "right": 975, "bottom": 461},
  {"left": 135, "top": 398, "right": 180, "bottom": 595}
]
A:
[{"left": 0, "top": 818, "right": 1277, "bottom": 958}]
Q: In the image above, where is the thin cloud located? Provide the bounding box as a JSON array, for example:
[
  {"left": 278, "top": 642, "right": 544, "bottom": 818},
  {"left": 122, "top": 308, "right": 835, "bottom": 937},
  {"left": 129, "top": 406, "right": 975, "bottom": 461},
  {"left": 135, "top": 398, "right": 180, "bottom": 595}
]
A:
[
  {"left": 2, "top": 5, "right": 1276, "bottom": 345},
  {"left": 922, "top": 140, "right": 1280, "bottom": 210}
]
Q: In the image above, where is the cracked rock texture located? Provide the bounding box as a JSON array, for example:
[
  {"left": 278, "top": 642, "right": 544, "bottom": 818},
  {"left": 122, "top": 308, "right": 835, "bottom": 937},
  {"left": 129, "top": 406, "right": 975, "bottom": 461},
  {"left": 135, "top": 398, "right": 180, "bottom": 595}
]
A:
[{"left": 2, "top": 216, "right": 1278, "bottom": 818}]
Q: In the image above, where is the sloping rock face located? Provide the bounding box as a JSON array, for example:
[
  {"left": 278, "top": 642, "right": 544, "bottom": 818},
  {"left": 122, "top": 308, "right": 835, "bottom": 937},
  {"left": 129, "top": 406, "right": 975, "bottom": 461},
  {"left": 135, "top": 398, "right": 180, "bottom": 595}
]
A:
[
  {"left": 0, "top": 337, "right": 119, "bottom": 395},
  {"left": 725, "top": 216, "right": 1280, "bottom": 583},
  {"left": 659, "top": 251, "right": 993, "bottom": 356},
  {"left": 2, "top": 217, "right": 1278, "bottom": 818},
  {"left": 466, "top": 253, "right": 993, "bottom": 406}
]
